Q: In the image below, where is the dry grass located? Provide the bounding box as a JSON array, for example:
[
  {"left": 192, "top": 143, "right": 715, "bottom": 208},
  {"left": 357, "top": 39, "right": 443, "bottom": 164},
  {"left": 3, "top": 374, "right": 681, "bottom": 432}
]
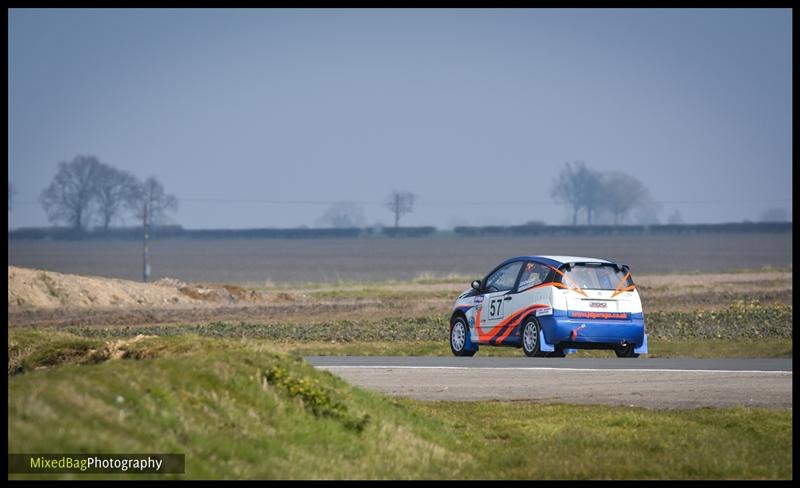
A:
[{"left": 7, "top": 333, "right": 793, "bottom": 479}]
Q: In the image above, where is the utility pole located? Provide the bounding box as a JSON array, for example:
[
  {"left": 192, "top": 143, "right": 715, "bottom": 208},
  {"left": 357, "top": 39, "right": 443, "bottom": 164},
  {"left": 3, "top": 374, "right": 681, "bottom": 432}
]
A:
[
  {"left": 142, "top": 202, "right": 150, "bottom": 282},
  {"left": 394, "top": 193, "right": 400, "bottom": 229}
]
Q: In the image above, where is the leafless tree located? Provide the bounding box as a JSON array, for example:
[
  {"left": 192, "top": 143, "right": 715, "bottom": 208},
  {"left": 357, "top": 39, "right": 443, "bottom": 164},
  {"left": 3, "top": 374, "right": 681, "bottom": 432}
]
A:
[
  {"left": 550, "top": 161, "right": 602, "bottom": 225},
  {"left": 39, "top": 155, "right": 102, "bottom": 231},
  {"left": 315, "top": 201, "right": 366, "bottom": 228},
  {"left": 759, "top": 207, "right": 790, "bottom": 222},
  {"left": 667, "top": 209, "right": 684, "bottom": 224},
  {"left": 384, "top": 191, "right": 416, "bottom": 229},
  {"left": 127, "top": 176, "right": 178, "bottom": 282},
  {"left": 601, "top": 171, "right": 649, "bottom": 225},
  {"left": 632, "top": 198, "right": 662, "bottom": 225},
  {"left": 95, "top": 164, "right": 139, "bottom": 231}
]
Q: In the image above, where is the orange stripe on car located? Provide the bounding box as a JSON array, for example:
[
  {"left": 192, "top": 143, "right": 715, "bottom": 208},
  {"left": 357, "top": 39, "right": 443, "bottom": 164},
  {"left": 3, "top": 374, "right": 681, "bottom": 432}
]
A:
[
  {"left": 611, "top": 271, "right": 635, "bottom": 297},
  {"left": 476, "top": 304, "right": 549, "bottom": 343},
  {"left": 546, "top": 265, "right": 589, "bottom": 297},
  {"left": 611, "top": 285, "right": 636, "bottom": 298},
  {"left": 532, "top": 282, "right": 568, "bottom": 290}
]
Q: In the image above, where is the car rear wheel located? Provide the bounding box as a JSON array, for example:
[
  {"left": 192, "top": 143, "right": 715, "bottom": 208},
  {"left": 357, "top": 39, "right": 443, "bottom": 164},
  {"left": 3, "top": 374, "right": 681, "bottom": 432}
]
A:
[
  {"left": 615, "top": 343, "right": 639, "bottom": 358},
  {"left": 521, "top": 318, "right": 548, "bottom": 357},
  {"left": 450, "top": 317, "right": 476, "bottom": 357}
]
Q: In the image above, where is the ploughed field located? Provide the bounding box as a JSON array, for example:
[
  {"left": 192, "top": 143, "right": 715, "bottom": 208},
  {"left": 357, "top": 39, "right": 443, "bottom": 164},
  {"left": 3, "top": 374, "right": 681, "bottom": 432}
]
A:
[{"left": 7, "top": 232, "right": 793, "bottom": 284}]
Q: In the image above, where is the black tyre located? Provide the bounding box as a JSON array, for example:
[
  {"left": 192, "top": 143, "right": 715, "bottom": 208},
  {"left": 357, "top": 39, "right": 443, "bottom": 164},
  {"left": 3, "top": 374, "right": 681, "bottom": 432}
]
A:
[
  {"left": 615, "top": 343, "right": 639, "bottom": 358},
  {"left": 450, "top": 317, "right": 476, "bottom": 357},
  {"left": 521, "top": 318, "right": 548, "bottom": 357}
]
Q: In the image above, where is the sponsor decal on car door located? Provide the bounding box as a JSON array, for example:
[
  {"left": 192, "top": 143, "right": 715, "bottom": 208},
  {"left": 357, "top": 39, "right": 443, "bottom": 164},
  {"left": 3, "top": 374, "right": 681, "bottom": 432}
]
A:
[
  {"left": 479, "top": 290, "right": 509, "bottom": 337},
  {"left": 472, "top": 260, "right": 523, "bottom": 342}
]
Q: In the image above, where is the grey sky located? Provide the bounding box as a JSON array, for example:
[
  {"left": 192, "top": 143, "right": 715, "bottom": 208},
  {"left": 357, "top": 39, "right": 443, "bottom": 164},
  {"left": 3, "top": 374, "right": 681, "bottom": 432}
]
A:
[{"left": 8, "top": 8, "right": 792, "bottom": 229}]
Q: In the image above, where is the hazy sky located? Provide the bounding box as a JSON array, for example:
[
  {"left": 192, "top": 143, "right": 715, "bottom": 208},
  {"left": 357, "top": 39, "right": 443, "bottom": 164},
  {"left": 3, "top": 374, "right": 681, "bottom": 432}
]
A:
[{"left": 8, "top": 8, "right": 792, "bottom": 229}]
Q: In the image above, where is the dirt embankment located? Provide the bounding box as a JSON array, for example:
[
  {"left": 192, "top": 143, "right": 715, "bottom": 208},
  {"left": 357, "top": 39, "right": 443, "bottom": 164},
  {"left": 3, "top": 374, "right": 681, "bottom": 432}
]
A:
[{"left": 7, "top": 266, "right": 267, "bottom": 311}]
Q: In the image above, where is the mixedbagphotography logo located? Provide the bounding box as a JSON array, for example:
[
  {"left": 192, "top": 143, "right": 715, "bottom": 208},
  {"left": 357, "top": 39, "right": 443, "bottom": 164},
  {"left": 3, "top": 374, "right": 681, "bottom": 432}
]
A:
[{"left": 8, "top": 454, "right": 185, "bottom": 474}]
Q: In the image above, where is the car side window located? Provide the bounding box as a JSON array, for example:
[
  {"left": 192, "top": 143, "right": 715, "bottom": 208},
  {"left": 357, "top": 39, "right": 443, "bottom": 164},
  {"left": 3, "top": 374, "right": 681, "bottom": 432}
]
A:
[
  {"left": 517, "top": 261, "right": 549, "bottom": 291},
  {"left": 484, "top": 261, "right": 523, "bottom": 293}
]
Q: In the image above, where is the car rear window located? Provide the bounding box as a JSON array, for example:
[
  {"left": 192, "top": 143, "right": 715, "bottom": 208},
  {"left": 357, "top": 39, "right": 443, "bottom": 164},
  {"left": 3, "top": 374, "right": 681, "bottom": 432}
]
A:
[{"left": 558, "top": 263, "right": 633, "bottom": 290}]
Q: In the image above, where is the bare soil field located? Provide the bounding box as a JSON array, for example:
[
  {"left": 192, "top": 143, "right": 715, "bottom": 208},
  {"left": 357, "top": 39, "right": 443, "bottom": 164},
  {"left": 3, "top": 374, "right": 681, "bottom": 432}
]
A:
[{"left": 7, "top": 233, "right": 792, "bottom": 284}]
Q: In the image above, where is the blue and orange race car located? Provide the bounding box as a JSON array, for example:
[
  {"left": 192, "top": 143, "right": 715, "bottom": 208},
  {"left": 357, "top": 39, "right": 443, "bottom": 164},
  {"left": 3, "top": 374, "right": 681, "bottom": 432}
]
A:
[{"left": 449, "top": 255, "right": 648, "bottom": 358}]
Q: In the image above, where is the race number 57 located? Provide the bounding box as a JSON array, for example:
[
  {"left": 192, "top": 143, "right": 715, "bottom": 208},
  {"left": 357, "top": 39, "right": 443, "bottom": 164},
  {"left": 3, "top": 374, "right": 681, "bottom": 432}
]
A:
[{"left": 488, "top": 297, "right": 504, "bottom": 318}]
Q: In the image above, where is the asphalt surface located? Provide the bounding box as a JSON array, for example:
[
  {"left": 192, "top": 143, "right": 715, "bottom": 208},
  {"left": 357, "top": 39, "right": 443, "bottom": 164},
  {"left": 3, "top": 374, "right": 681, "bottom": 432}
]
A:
[{"left": 306, "top": 356, "right": 793, "bottom": 409}]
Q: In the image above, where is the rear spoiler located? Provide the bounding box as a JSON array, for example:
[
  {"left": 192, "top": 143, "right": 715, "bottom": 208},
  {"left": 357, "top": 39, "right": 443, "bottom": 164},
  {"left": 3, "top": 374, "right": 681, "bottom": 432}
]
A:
[{"left": 562, "top": 262, "right": 630, "bottom": 273}]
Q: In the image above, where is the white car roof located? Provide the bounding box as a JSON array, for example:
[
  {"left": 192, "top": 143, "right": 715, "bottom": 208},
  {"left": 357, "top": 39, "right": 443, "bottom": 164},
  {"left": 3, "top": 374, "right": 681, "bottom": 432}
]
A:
[{"left": 537, "top": 255, "right": 613, "bottom": 264}]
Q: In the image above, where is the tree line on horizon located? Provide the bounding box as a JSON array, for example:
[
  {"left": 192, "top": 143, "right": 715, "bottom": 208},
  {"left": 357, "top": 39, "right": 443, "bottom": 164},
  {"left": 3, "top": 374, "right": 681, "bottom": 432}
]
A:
[
  {"left": 314, "top": 162, "right": 658, "bottom": 228},
  {"left": 8, "top": 157, "right": 791, "bottom": 231},
  {"left": 35, "top": 155, "right": 178, "bottom": 233},
  {"left": 550, "top": 161, "right": 655, "bottom": 226},
  {"left": 315, "top": 191, "right": 417, "bottom": 230},
  {"left": 24, "top": 155, "right": 178, "bottom": 282}
]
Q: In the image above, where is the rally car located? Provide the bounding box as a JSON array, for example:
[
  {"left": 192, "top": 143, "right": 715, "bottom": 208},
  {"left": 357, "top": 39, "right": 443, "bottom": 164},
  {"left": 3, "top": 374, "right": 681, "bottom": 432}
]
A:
[{"left": 449, "top": 255, "right": 647, "bottom": 358}]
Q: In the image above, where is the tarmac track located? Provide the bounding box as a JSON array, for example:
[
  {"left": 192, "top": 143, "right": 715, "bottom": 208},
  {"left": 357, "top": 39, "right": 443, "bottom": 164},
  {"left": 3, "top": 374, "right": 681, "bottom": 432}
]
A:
[{"left": 306, "top": 357, "right": 793, "bottom": 409}]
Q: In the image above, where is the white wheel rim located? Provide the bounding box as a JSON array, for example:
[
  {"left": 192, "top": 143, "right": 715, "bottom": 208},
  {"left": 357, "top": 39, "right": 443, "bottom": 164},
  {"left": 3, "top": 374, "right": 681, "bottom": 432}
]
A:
[
  {"left": 523, "top": 321, "right": 537, "bottom": 352},
  {"left": 452, "top": 321, "right": 466, "bottom": 351}
]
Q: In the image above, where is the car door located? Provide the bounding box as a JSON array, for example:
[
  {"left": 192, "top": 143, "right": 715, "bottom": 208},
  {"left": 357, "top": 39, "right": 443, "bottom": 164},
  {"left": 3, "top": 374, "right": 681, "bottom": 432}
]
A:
[
  {"left": 474, "top": 260, "right": 524, "bottom": 343},
  {"left": 497, "top": 261, "right": 553, "bottom": 342}
]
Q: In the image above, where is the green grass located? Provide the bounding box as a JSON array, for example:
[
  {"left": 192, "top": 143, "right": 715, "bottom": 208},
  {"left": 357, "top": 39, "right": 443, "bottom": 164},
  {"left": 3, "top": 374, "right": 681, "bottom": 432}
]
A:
[
  {"left": 59, "top": 301, "right": 791, "bottom": 351},
  {"left": 64, "top": 316, "right": 452, "bottom": 342},
  {"left": 8, "top": 328, "right": 792, "bottom": 373},
  {"left": 21, "top": 300, "right": 788, "bottom": 362},
  {"left": 633, "top": 338, "right": 792, "bottom": 359},
  {"left": 419, "top": 401, "right": 792, "bottom": 479},
  {"left": 8, "top": 334, "right": 792, "bottom": 479},
  {"left": 13, "top": 298, "right": 790, "bottom": 368},
  {"left": 646, "top": 301, "right": 792, "bottom": 339},
  {"left": 8, "top": 336, "right": 466, "bottom": 479},
  {"left": 68, "top": 304, "right": 793, "bottom": 342},
  {"left": 8, "top": 329, "right": 104, "bottom": 375}
]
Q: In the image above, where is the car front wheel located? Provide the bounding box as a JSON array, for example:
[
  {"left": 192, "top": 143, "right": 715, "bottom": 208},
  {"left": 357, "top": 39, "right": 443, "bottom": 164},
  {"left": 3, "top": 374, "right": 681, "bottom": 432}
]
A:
[{"left": 450, "top": 317, "right": 476, "bottom": 357}]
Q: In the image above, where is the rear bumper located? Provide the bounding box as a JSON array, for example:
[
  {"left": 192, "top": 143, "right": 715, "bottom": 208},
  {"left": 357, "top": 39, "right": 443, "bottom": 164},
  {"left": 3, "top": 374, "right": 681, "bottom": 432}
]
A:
[{"left": 538, "top": 311, "right": 646, "bottom": 351}]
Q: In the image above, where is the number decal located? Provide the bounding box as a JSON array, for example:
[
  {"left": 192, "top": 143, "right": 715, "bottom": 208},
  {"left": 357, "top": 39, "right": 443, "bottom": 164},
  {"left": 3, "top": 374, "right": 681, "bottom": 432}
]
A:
[{"left": 488, "top": 298, "right": 505, "bottom": 319}]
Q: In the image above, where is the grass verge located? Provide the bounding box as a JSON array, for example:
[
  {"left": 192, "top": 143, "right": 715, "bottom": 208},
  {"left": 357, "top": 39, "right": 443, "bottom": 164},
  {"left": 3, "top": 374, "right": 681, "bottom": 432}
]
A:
[
  {"left": 8, "top": 329, "right": 104, "bottom": 375},
  {"left": 8, "top": 334, "right": 792, "bottom": 479},
  {"left": 417, "top": 401, "right": 791, "bottom": 479}
]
